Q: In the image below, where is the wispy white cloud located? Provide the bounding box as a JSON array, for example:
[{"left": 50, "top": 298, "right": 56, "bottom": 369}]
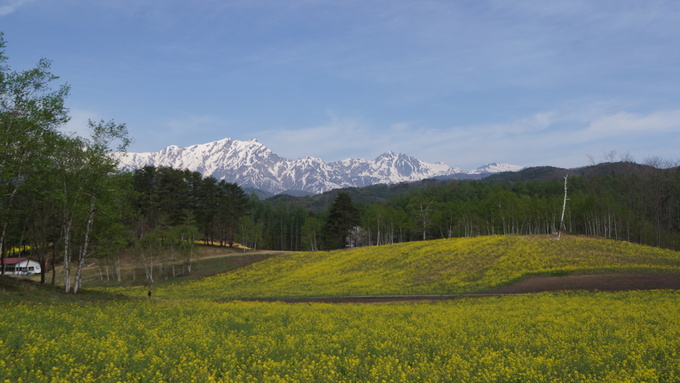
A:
[
  {"left": 0, "top": 0, "right": 35, "bottom": 16},
  {"left": 164, "top": 115, "right": 224, "bottom": 133},
  {"left": 438, "top": 106, "right": 680, "bottom": 168},
  {"left": 249, "top": 105, "right": 680, "bottom": 170},
  {"left": 255, "top": 114, "right": 372, "bottom": 161},
  {"left": 59, "top": 108, "right": 101, "bottom": 139},
  {"left": 156, "top": 115, "right": 232, "bottom": 144},
  {"left": 586, "top": 110, "right": 680, "bottom": 136}
]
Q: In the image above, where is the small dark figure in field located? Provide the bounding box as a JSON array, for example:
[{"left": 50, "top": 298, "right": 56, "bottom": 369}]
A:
[{"left": 148, "top": 290, "right": 152, "bottom": 298}]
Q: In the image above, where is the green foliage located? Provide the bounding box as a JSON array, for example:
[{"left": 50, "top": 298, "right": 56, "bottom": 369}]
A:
[
  {"left": 251, "top": 162, "right": 680, "bottom": 251},
  {"left": 238, "top": 216, "right": 264, "bottom": 250},
  {"left": 323, "top": 192, "right": 360, "bottom": 249},
  {"left": 0, "top": 33, "right": 70, "bottom": 267},
  {"left": 247, "top": 199, "right": 311, "bottom": 251},
  {"left": 0, "top": 35, "right": 133, "bottom": 292},
  {"left": 301, "top": 216, "right": 323, "bottom": 251},
  {"left": 129, "top": 166, "right": 248, "bottom": 247}
]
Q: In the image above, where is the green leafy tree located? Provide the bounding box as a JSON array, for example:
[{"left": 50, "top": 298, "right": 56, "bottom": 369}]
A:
[
  {"left": 407, "top": 195, "right": 442, "bottom": 241},
  {"left": 63, "top": 120, "right": 129, "bottom": 293},
  {"left": 239, "top": 216, "right": 264, "bottom": 251},
  {"left": 0, "top": 33, "right": 69, "bottom": 274},
  {"left": 301, "top": 216, "right": 323, "bottom": 251}
]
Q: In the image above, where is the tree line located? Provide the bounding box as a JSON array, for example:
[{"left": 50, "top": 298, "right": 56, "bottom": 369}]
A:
[
  {"left": 355, "top": 162, "right": 680, "bottom": 249},
  {"left": 110, "top": 160, "right": 680, "bottom": 255},
  {"left": 260, "top": 161, "right": 679, "bottom": 252}
]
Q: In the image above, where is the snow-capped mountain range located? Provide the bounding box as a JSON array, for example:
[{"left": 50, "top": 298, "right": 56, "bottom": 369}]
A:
[{"left": 114, "top": 138, "right": 522, "bottom": 195}]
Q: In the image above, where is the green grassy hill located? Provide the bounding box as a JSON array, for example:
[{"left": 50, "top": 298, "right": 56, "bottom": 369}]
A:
[{"left": 135, "top": 235, "right": 680, "bottom": 300}]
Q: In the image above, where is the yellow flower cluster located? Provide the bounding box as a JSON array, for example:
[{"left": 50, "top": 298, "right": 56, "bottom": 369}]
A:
[
  {"left": 1, "top": 291, "right": 679, "bottom": 382},
  {"left": 120, "top": 234, "right": 680, "bottom": 300}
]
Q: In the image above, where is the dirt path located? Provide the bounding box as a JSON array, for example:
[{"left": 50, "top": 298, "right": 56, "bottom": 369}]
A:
[
  {"left": 226, "top": 273, "right": 680, "bottom": 304},
  {"left": 483, "top": 273, "right": 680, "bottom": 294},
  {"left": 195, "top": 248, "right": 287, "bottom": 261}
]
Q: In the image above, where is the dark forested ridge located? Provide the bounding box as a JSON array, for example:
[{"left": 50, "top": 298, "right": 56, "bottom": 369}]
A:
[{"left": 484, "top": 161, "right": 660, "bottom": 183}]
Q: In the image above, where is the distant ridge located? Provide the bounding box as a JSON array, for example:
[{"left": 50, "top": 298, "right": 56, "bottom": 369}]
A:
[
  {"left": 483, "top": 161, "right": 657, "bottom": 183},
  {"left": 115, "top": 138, "right": 521, "bottom": 194}
]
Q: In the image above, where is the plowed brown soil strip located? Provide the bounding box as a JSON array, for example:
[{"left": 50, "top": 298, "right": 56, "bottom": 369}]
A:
[
  {"left": 484, "top": 273, "right": 680, "bottom": 294},
  {"left": 225, "top": 273, "right": 680, "bottom": 304}
]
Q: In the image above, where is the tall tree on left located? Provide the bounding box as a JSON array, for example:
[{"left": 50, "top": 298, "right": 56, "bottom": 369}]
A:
[
  {"left": 0, "top": 33, "right": 70, "bottom": 276},
  {"left": 58, "top": 120, "right": 130, "bottom": 293}
]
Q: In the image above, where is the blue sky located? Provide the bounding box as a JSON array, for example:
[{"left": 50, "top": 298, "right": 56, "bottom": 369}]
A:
[{"left": 2, "top": 0, "right": 679, "bottom": 170}]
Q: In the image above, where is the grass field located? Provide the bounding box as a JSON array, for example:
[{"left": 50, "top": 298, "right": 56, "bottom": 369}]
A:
[{"left": 2, "top": 234, "right": 679, "bottom": 382}]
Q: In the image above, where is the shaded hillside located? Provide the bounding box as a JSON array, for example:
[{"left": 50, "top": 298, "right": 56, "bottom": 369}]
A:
[
  {"left": 484, "top": 161, "right": 660, "bottom": 183},
  {"left": 119, "top": 235, "right": 680, "bottom": 300},
  {"left": 267, "top": 161, "right": 673, "bottom": 210}
]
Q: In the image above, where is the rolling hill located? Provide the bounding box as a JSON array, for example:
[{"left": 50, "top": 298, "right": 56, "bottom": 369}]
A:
[{"left": 138, "top": 235, "right": 680, "bottom": 300}]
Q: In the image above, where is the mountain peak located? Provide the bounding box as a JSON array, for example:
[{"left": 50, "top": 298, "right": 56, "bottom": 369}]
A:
[
  {"left": 376, "top": 151, "right": 397, "bottom": 158},
  {"left": 115, "top": 137, "right": 520, "bottom": 195}
]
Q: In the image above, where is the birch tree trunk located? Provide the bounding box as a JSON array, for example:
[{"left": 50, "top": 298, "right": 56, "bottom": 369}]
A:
[
  {"left": 0, "top": 220, "right": 8, "bottom": 276},
  {"left": 115, "top": 257, "right": 121, "bottom": 282},
  {"left": 63, "top": 215, "right": 73, "bottom": 293},
  {"left": 558, "top": 175, "right": 568, "bottom": 240},
  {"left": 74, "top": 196, "right": 96, "bottom": 294},
  {"left": 142, "top": 252, "right": 154, "bottom": 284}
]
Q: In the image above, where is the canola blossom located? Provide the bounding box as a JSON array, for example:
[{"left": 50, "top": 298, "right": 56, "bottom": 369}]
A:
[
  {"left": 121, "top": 235, "right": 680, "bottom": 300},
  {"left": 1, "top": 291, "right": 680, "bottom": 382}
]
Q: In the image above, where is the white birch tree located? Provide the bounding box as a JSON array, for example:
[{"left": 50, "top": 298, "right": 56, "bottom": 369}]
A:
[{"left": 558, "top": 174, "right": 568, "bottom": 240}]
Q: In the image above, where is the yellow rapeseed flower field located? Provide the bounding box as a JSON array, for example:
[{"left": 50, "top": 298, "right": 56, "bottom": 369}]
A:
[
  {"left": 1, "top": 291, "right": 679, "bottom": 382},
  {"left": 4, "top": 235, "right": 679, "bottom": 382}
]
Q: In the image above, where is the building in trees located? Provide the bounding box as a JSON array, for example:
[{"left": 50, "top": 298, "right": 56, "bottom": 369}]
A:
[{"left": 2, "top": 257, "right": 41, "bottom": 275}]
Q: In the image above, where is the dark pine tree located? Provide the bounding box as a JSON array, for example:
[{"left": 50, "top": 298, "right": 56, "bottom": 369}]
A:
[{"left": 323, "top": 192, "right": 359, "bottom": 249}]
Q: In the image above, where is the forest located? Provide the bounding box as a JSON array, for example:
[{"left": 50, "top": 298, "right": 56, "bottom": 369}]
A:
[
  {"left": 119, "top": 160, "right": 680, "bottom": 256},
  {"left": 2, "top": 32, "right": 680, "bottom": 292}
]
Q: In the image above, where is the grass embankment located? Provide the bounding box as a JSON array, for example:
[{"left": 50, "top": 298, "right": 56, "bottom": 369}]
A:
[{"left": 128, "top": 234, "right": 680, "bottom": 300}]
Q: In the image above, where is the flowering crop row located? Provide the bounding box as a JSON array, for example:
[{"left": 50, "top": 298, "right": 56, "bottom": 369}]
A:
[
  {"left": 1, "top": 291, "right": 679, "bottom": 382},
  {"left": 122, "top": 235, "right": 680, "bottom": 300}
]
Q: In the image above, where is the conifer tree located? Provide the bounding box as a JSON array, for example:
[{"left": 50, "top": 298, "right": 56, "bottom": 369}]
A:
[{"left": 323, "top": 192, "right": 359, "bottom": 249}]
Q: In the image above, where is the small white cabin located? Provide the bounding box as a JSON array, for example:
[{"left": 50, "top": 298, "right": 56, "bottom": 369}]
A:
[{"left": 2, "top": 257, "right": 41, "bottom": 275}]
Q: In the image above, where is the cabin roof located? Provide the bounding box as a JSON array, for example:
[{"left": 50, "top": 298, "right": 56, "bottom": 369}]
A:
[{"left": 3, "top": 257, "right": 32, "bottom": 265}]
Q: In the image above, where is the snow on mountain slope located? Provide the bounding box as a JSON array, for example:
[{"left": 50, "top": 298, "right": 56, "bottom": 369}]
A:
[
  {"left": 115, "top": 138, "right": 518, "bottom": 194},
  {"left": 468, "top": 162, "right": 524, "bottom": 175}
]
